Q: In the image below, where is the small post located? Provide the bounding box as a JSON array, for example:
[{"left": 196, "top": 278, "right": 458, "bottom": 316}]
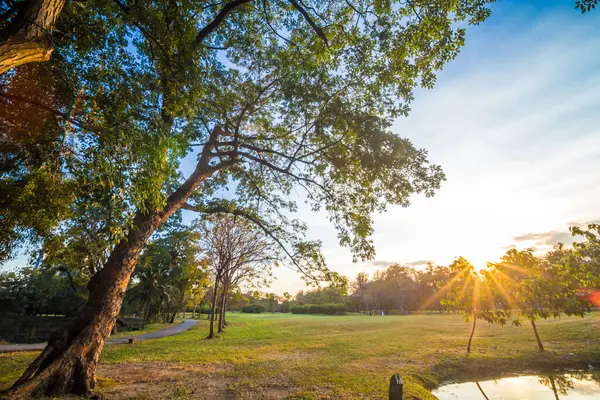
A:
[
  {"left": 128, "top": 338, "right": 135, "bottom": 344},
  {"left": 389, "top": 373, "right": 403, "bottom": 400}
]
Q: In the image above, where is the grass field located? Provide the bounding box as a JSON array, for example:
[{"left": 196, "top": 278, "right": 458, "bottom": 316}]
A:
[{"left": 1, "top": 312, "right": 599, "bottom": 399}]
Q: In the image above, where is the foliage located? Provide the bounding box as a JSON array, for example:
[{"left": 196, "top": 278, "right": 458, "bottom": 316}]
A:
[
  {"left": 126, "top": 226, "right": 207, "bottom": 324},
  {"left": 576, "top": 0, "right": 598, "bottom": 13},
  {"left": 0, "top": 268, "right": 85, "bottom": 316},
  {"left": 0, "top": 0, "right": 498, "bottom": 285},
  {"left": 290, "top": 303, "right": 348, "bottom": 315},
  {"left": 240, "top": 304, "right": 264, "bottom": 313},
  {"left": 570, "top": 224, "right": 600, "bottom": 289},
  {"left": 486, "top": 248, "right": 591, "bottom": 324}
]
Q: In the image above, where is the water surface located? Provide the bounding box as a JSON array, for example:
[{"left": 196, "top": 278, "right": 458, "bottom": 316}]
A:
[{"left": 432, "top": 373, "right": 600, "bottom": 399}]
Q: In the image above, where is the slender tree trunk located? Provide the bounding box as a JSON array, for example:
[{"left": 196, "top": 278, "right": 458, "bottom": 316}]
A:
[
  {"left": 475, "top": 382, "right": 489, "bottom": 400},
  {"left": 467, "top": 309, "right": 477, "bottom": 354},
  {"left": 0, "top": 0, "right": 66, "bottom": 75},
  {"left": 549, "top": 376, "right": 560, "bottom": 400},
  {"left": 142, "top": 293, "right": 152, "bottom": 329},
  {"left": 218, "top": 285, "right": 227, "bottom": 332},
  {"left": 208, "top": 280, "right": 220, "bottom": 339},
  {"left": 531, "top": 318, "right": 545, "bottom": 352},
  {"left": 192, "top": 304, "right": 197, "bottom": 319}
]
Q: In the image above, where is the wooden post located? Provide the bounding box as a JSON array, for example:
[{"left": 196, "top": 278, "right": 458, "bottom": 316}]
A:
[{"left": 389, "top": 373, "right": 403, "bottom": 400}]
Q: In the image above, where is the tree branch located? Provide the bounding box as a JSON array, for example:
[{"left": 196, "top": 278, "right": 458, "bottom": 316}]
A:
[
  {"left": 183, "top": 202, "right": 318, "bottom": 281},
  {"left": 288, "top": 0, "right": 328, "bottom": 46},
  {"left": 192, "top": 0, "right": 252, "bottom": 52}
]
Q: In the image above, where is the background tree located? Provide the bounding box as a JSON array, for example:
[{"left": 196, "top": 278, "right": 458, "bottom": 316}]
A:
[
  {"left": 485, "top": 248, "right": 591, "bottom": 352},
  {"left": 440, "top": 257, "right": 478, "bottom": 353},
  {"left": 126, "top": 225, "right": 205, "bottom": 326},
  {"left": 3, "top": 0, "right": 495, "bottom": 396},
  {"left": 199, "top": 214, "right": 275, "bottom": 337},
  {"left": 570, "top": 224, "right": 600, "bottom": 291}
]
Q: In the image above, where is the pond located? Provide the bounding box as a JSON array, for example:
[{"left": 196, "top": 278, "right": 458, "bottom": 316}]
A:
[{"left": 432, "top": 372, "right": 600, "bottom": 399}]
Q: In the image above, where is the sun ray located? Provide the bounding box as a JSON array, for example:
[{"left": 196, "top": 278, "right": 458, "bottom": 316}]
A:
[
  {"left": 486, "top": 271, "right": 519, "bottom": 310},
  {"left": 421, "top": 267, "right": 468, "bottom": 309}
]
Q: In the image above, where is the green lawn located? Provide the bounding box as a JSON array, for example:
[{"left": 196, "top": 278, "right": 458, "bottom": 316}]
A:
[{"left": 1, "top": 312, "right": 599, "bottom": 399}]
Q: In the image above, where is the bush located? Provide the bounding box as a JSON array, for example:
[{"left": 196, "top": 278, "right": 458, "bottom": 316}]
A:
[
  {"left": 290, "top": 303, "right": 347, "bottom": 315},
  {"left": 241, "top": 304, "right": 265, "bottom": 313}
]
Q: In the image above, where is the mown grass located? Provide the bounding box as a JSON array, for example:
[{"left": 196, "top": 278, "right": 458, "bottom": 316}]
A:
[{"left": 1, "top": 312, "right": 599, "bottom": 399}]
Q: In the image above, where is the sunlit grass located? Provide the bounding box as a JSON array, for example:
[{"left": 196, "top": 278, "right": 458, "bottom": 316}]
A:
[{"left": 1, "top": 312, "right": 598, "bottom": 399}]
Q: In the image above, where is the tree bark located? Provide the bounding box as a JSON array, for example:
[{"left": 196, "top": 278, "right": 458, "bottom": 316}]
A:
[
  {"left": 549, "top": 376, "right": 560, "bottom": 400},
  {"left": 5, "top": 210, "right": 164, "bottom": 398},
  {"left": 0, "top": 0, "right": 66, "bottom": 75},
  {"left": 218, "top": 284, "right": 227, "bottom": 333},
  {"left": 467, "top": 309, "right": 477, "bottom": 354},
  {"left": 142, "top": 292, "right": 152, "bottom": 329},
  {"left": 531, "top": 318, "right": 545, "bottom": 352},
  {"left": 208, "top": 280, "right": 220, "bottom": 339},
  {"left": 3, "top": 105, "right": 226, "bottom": 399},
  {"left": 475, "top": 382, "right": 489, "bottom": 400}
]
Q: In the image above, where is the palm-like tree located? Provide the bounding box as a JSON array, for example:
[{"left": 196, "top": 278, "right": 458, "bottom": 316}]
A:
[{"left": 128, "top": 258, "right": 178, "bottom": 328}]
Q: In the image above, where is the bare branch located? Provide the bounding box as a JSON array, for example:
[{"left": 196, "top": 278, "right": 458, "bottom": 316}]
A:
[{"left": 183, "top": 202, "right": 319, "bottom": 280}]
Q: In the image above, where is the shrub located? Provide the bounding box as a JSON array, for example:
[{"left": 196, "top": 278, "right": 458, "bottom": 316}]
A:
[
  {"left": 241, "top": 304, "right": 264, "bottom": 313},
  {"left": 290, "top": 303, "right": 347, "bottom": 315}
]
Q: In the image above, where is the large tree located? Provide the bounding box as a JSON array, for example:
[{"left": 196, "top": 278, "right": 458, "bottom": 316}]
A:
[{"left": 3, "top": 0, "right": 494, "bottom": 397}]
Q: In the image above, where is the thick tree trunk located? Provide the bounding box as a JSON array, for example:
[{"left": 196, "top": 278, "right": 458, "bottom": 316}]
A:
[
  {"left": 467, "top": 309, "right": 477, "bottom": 354},
  {"left": 0, "top": 0, "right": 66, "bottom": 75},
  {"left": 531, "top": 318, "right": 545, "bottom": 352},
  {"left": 5, "top": 211, "right": 163, "bottom": 398}
]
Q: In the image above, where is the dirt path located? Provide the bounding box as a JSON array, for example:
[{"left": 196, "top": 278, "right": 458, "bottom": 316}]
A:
[{"left": 0, "top": 319, "right": 198, "bottom": 353}]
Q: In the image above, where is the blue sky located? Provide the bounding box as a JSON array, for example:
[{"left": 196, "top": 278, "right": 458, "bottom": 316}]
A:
[{"left": 267, "top": 0, "right": 600, "bottom": 294}]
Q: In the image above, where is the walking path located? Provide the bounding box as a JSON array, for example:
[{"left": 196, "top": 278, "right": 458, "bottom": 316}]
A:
[{"left": 0, "top": 319, "right": 198, "bottom": 353}]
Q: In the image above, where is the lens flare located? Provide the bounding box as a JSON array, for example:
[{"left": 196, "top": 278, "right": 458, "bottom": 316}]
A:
[{"left": 590, "top": 290, "right": 600, "bottom": 307}]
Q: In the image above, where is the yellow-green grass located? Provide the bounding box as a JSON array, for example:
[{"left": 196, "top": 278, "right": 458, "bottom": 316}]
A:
[{"left": 1, "top": 312, "right": 599, "bottom": 399}]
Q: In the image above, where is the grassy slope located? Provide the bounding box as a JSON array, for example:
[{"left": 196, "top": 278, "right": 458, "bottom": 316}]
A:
[{"left": 1, "top": 312, "right": 599, "bottom": 399}]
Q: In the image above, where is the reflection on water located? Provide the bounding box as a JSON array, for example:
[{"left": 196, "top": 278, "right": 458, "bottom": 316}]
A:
[{"left": 432, "top": 373, "right": 600, "bottom": 399}]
